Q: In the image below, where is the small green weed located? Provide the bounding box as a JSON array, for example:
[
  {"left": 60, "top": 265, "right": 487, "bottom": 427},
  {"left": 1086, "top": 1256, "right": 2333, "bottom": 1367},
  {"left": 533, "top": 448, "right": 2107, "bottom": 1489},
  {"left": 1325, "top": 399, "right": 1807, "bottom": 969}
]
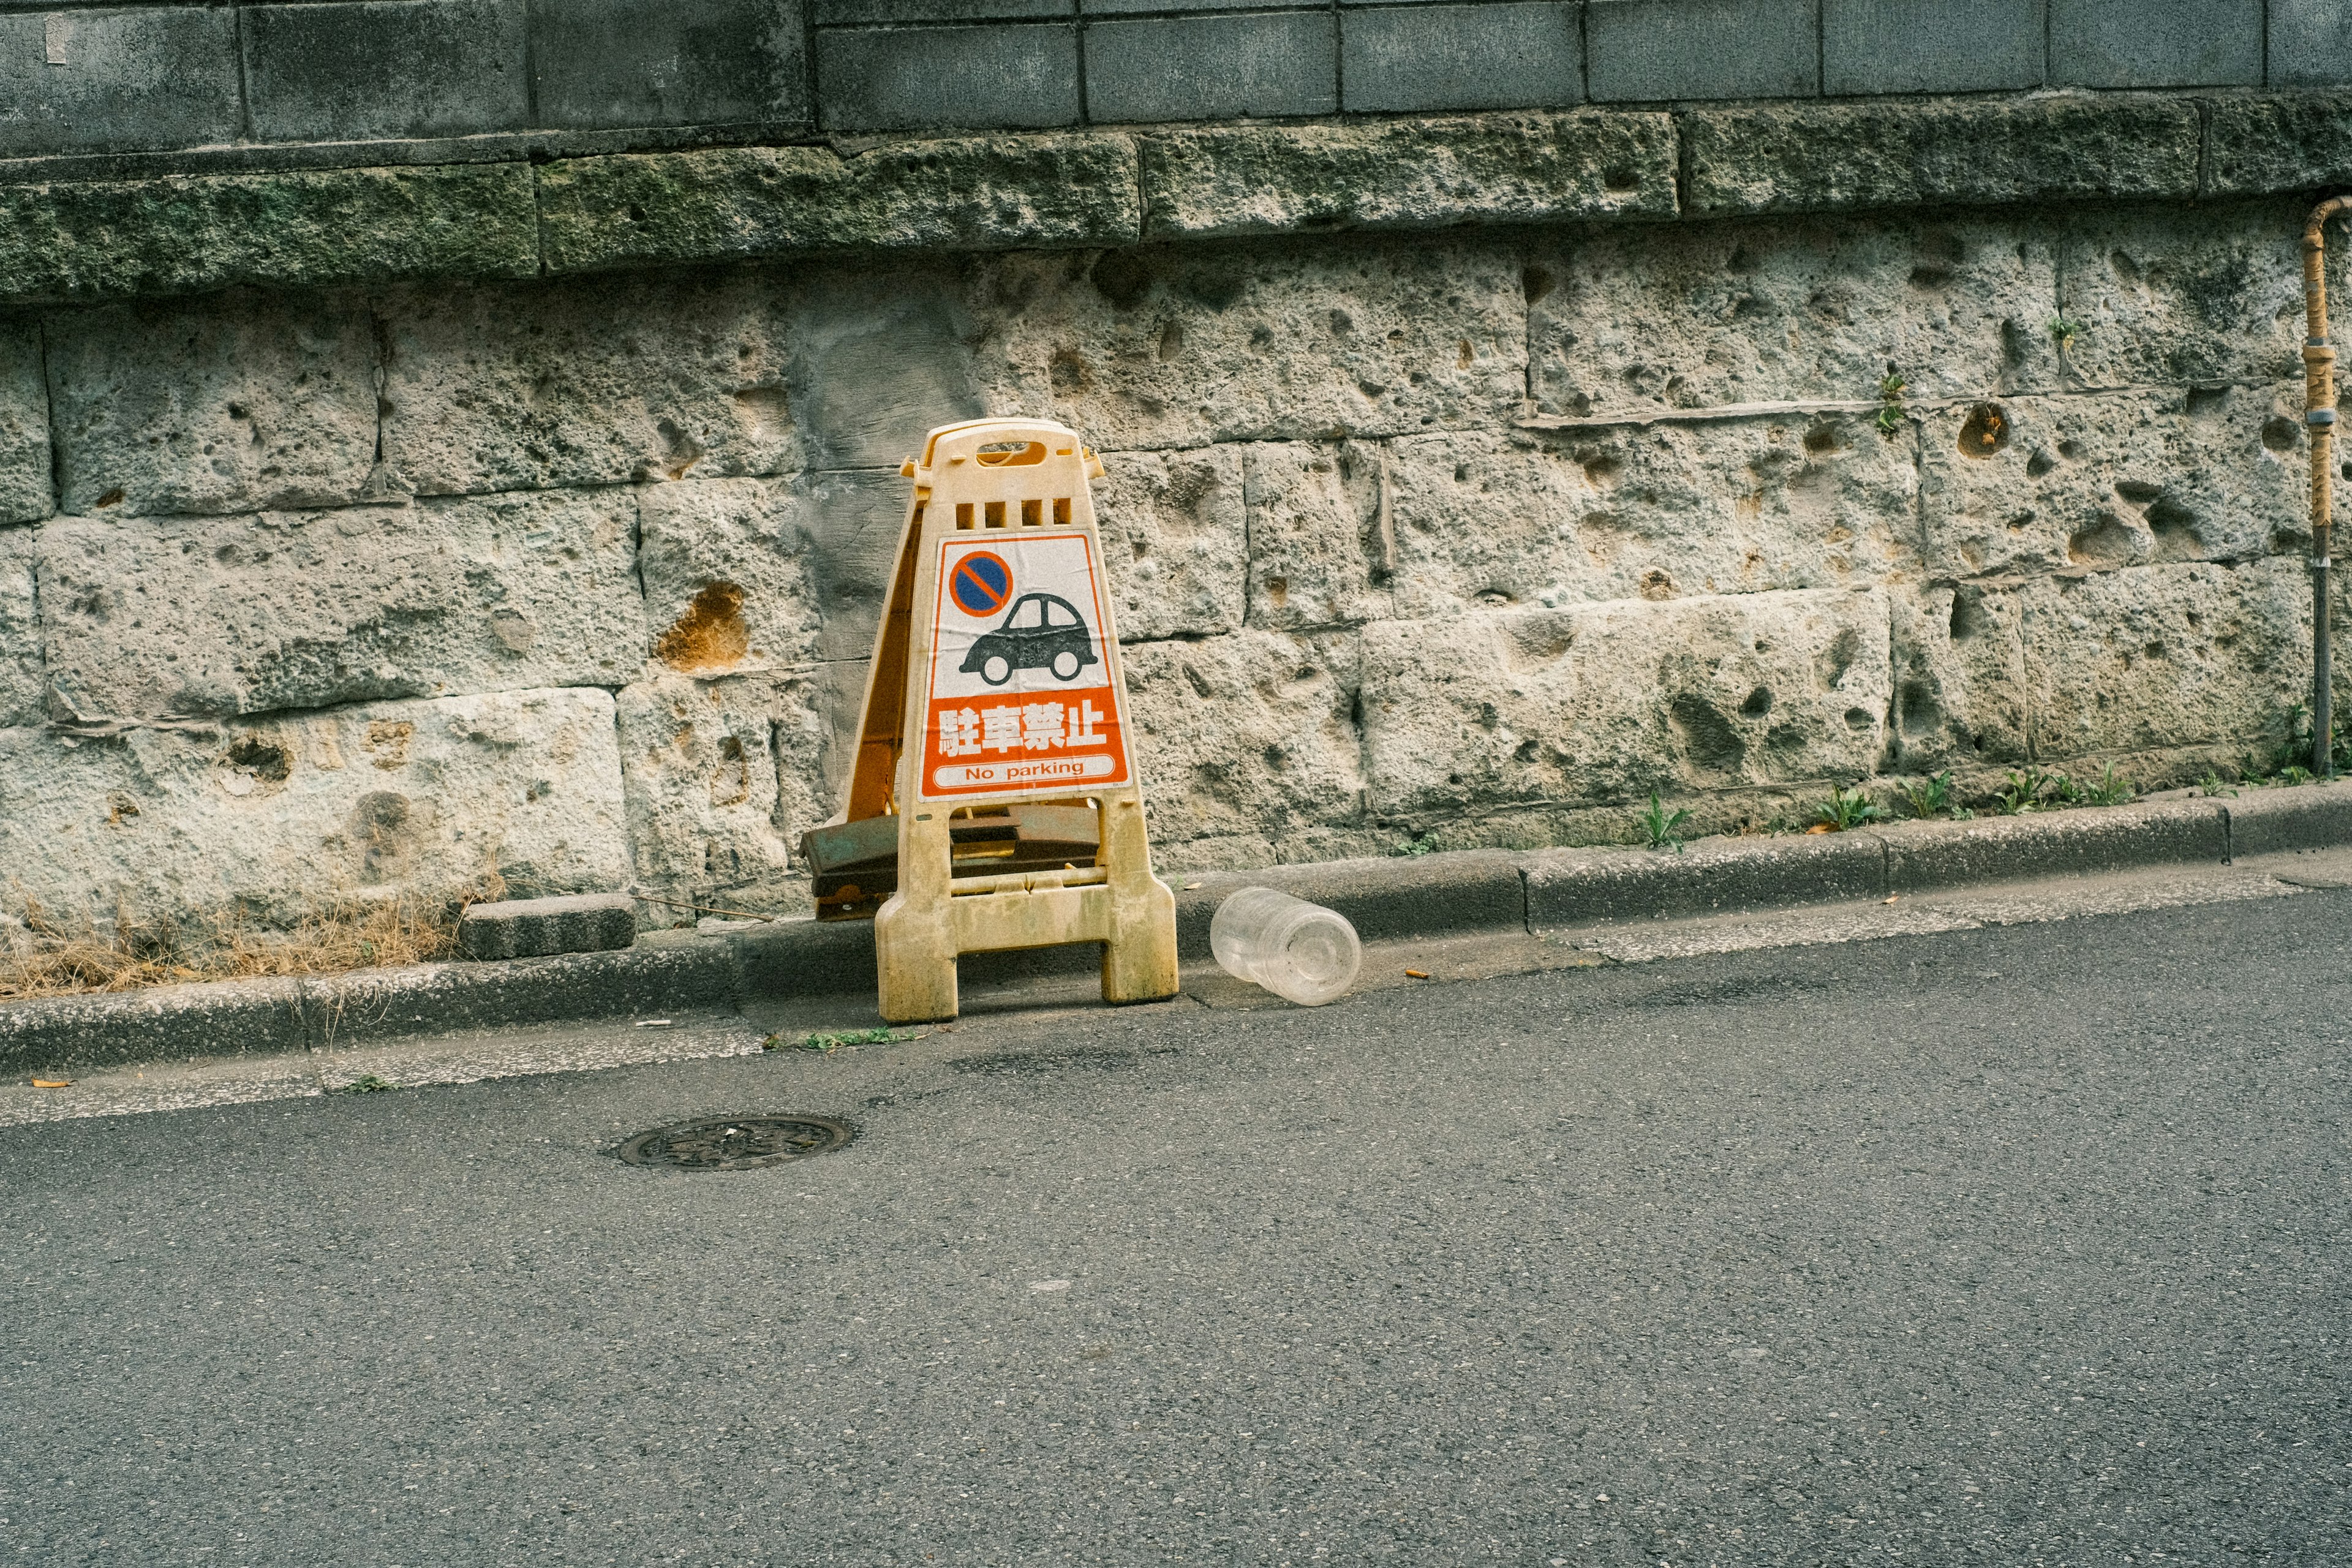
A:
[
  {"left": 342, "top": 1074, "right": 396, "bottom": 1094},
  {"left": 1396, "top": 833, "right": 1439, "bottom": 858},
  {"left": 1995, "top": 767, "right": 2052, "bottom": 815},
  {"left": 1901, "top": 770, "right": 1956, "bottom": 820},
  {"left": 1875, "top": 371, "right": 1908, "bottom": 438},
  {"left": 2278, "top": 764, "right": 2317, "bottom": 786},
  {"left": 2081, "top": 763, "right": 2136, "bottom": 807},
  {"left": 2048, "top": 315, "right": 2086, "bottom": 354},
  {"left": 1814, "top": 785, "right": 1886, "bottom": 832},
  {"left": 1639, "top": 792, "right": 1693, "bottom": 853},
  {"left": 2196, "top": 770, "right": 2238, "bottom": 799},
  {"left": 772, "top": 1028, "right": 902, "bottom": 1054}
]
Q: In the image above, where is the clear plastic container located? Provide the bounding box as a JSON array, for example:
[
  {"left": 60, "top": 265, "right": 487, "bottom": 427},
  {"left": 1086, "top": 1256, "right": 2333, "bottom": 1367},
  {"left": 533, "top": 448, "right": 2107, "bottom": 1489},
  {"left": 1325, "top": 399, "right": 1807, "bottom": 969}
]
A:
[{"left": 1209, "top": 886, "right": 1362, "bottom": 1006}]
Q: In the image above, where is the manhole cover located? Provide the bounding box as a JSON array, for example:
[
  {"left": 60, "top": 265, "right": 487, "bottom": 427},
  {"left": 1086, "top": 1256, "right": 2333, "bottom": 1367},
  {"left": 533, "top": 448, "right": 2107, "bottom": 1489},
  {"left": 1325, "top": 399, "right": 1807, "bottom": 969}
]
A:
[{"left": 614, "top": 1115, "right": 856, "bottom": 1170}]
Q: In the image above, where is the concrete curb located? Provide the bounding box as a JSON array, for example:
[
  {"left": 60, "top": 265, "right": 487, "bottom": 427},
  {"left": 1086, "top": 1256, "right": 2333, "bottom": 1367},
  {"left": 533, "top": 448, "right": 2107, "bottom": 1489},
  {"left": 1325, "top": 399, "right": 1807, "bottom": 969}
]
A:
[{"left": 9, "top": 781, "right": 2352, "bottom": 1074}]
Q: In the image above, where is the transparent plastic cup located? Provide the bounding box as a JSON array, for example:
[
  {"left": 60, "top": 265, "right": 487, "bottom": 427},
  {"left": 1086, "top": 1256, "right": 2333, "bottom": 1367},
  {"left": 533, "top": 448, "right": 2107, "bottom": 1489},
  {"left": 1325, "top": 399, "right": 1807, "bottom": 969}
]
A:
[{"left": 1209, "top": 886, "right": 1362, "bottom": 1006}]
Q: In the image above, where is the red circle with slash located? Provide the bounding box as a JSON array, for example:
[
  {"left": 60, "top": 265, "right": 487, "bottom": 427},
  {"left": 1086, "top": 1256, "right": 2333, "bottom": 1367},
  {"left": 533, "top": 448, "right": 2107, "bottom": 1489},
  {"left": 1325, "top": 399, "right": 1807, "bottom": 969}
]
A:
[{"left": 948, "top": 551, "right": 1015, "bottom": 617}]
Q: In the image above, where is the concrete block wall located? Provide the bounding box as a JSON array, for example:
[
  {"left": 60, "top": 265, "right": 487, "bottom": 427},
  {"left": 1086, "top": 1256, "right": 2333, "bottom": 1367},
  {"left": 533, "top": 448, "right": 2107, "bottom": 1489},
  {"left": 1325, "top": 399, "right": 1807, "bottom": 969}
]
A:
[
  {"left": 3, "top": 193, "right": 2345, "bottom": 933},
  {"left": 1, "top": 1, "right": 2344, "bottom": 167}
]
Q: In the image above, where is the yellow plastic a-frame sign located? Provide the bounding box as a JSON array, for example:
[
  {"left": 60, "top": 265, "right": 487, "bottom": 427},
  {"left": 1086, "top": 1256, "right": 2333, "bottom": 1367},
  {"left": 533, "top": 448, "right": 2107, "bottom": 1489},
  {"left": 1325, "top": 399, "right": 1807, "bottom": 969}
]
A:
[{"left": 825, "top": 417, "right": 1177, "bottom": 1023}]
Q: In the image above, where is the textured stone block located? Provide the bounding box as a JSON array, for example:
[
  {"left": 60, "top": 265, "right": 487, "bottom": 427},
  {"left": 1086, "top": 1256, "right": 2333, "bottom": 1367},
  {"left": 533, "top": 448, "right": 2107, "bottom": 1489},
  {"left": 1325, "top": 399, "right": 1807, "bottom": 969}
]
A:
[
  {"left": 1341, "top": 3, "right": 1581, "bottom": 113},
  {"left": 34, "top": 490, "right": 647, "bottom": 722},
  {"left": 1529, "top": 214, "right": 2059, "bottom": 418},
  {"left": 1586, "top": 0, "right": 1820, "bottom": 102},
  {"left": 817, "top": 1, "right": 1070, "bottom": 16},
  {"left": 2049, "top": 0, "right": 2261, "bottom": 89},
  {"left": 1136, "top": 111, "right": 1676, "bottom": 239},
  {"left": 534, "top": 0, "right": 809, "bottom": 131},
  {"left": 1242, "top": 442, "right": 1395, "bottom": 632},
  {"left": 0, "top": 527, "right": 39, "bottom": 728},
  {"left": 616, "top": 670, "right": 832, "bottom": 916},
  {"left": 965, "top": 239, "right": 1525, "bottom": 450},
  {"left": 1525, "top": 830, "right": 1888, "bottom": 927},
  {"left": 2021, "top": 560, "right": 2315, "bottom": 757},
  {"left": 536, "top": 133, "right": 1140, "bottom": 273},
  {"left": 2269, "top": 1, "right": 2352, "bottom": 90},
  {"left": 2055, "top": 202, "right": 2348, "bottom": 390},
  {"left": 816, "top": 22, "right": 1080, "bottom": 132},
  {"left": 0, "top": 318, "right": 47, "bottom": 525},
  {"left": 791, "top": 262, "right": 982, "bottom": 469},
  {"left": 1086, "top": 12, "right": 1336, "bottom": 123},
  {"left": 1686, "top": 96, "right": 2201, "bottom": 215},
  {"left": 0, "top": 687, "right": 630, "bottom": 933},
  {"left": 379, "top": 271, "right": 796, "bottom": 496},
  {"left": 0, "top": 164, "right": 541, "bottom": 309},
  {"left": 1383, "top": 415, "right": 1922, "bottom": 619},
  {"left": 1822, "top": 0, "right": 2044, "bottom": 95},
  {"left": 798, "top": 469, "right": 912, "bottom": 660},
  {"left": 1880, "top": 799, "right": 2230, "bottom": 891},
  {"left": 1918, "top": 388, "right": 2303, "bottom": 581},
  {"left": 1092, "top": 446, "right": 1246, "bottom": 642},
  {"left": 637, "top": 478, "right": 823, "bottom": 677},
  {"left": 46, "top": 294, "right": 380, "bottom": 517},
  {"left": 244, "top": 0, "right": 529, "bottom": 143},
  {"left": 2205, "top": 94, "right": 2352, "bottom": 197},
  {"left": 1120, "top": 630, "right": 1365, "bottom": 854},
  {"left": 1361, "top": 588, "right": 1894, "bottom": 815},
  {"left": 1887, "top": 581, "right": 2032, "bottom": 768},
  {"left": 458, "top": 894, "right": 636, "bottom": 960},
  {"left": 0, "top": 7, "right": 241, "bottom": 159}
]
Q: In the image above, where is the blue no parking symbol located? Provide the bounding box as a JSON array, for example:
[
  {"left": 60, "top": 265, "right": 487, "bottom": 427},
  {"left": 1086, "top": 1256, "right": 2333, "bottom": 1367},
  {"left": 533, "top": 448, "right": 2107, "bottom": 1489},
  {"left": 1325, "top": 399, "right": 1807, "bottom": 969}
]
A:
[{"left": 949, "top": 551, "right": 1014, "bottom": 617}]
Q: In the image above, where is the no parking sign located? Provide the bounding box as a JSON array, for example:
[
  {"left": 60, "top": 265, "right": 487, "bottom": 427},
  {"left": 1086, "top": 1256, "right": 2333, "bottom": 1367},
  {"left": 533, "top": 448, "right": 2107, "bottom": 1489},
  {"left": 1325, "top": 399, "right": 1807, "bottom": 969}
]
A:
[{"left": 920, "top": 531, "right": 1132, "bottom": 799}]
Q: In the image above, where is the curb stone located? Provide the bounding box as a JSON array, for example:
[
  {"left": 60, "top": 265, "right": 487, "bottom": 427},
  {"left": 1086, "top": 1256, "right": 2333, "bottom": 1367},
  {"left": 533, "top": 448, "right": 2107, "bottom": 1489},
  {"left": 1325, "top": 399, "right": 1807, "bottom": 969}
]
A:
[{"left": 8, "top": 781, "right": 2352, "bottom": 1075}]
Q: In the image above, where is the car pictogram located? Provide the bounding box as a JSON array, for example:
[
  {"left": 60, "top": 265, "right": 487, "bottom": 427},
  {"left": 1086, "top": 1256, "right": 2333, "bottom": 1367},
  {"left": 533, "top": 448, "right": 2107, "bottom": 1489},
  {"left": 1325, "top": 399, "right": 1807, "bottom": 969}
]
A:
[{"left": 960, "top": 592, "right": 1099, "bottom": 686}]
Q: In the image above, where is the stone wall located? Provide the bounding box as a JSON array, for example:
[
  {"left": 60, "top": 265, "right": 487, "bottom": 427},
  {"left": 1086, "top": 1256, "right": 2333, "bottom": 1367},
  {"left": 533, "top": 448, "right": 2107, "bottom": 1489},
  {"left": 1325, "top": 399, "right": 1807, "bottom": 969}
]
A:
[{"left": 3, "top": 169, "right": 2346, "bottom": 932}]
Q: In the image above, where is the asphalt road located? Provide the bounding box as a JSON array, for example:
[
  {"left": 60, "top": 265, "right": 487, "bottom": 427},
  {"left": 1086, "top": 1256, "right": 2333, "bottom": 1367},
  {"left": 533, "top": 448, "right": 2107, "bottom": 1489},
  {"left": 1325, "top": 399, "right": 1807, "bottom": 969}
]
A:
[{"left": 4, "top": 891, "right": 2349, "bottom": 1567}]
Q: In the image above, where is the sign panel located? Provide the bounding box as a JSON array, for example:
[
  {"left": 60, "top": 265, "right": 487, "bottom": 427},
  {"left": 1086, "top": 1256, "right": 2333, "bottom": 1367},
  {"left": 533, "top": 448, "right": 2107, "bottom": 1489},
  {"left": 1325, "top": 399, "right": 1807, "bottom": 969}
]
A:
[{"left": 919, "top": 532, "right": 1132, "bottom": 799}]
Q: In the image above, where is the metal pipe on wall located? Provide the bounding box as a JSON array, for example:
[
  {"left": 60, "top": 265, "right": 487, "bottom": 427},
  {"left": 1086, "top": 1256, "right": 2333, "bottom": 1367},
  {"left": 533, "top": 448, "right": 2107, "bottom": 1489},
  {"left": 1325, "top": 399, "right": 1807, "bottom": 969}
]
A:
[{"left": 2302, "top": 197, "right": 2352, "bottom": 777}]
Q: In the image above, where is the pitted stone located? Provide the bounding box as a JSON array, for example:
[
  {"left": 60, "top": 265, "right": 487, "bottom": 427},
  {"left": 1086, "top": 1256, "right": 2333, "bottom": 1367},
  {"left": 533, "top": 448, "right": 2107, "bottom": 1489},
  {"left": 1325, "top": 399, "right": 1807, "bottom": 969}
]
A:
[
  {"left": 457, "top": 893, "right": 636, "bottom": 961},
  {"left": 1887, "top": 582, "right": 2033, "bottom": 769},
  {"left": 1121, "top": 629, "right": 1365, "bottom": 853},
  {"left": 34, "top": 491, "right": 645, "bottom": 722},
  {"left": 1529, "top": 215, "right": 2060, "bottom": 418},
  {"left": 0, "top": 319, "right": 47, "bottom": 525},
  {"left": 790, "top": 263, "right": 982, "bottom": 470},
  {"left": 616, "top": 670, "right": 830, "bottom": 919},
  {"left": 797, "top": 468, "right": 913, "bottom": 663},
  {"left": 379, "top": 271, "right": 797, "bottom": 496},
  {"left": 0, "top": 527, "right": 39, "bottom": 728},
  {"left": 1920, "top": 387, "right": 2302, "bottom": 581},
  {"left": 637, "top": 478, "right": 822, "bottom": 678},
  {"left": 2055, "top": 201, "right": 2350, "bottom": 390},
  {"left": 2021, "top": 559, "right": 2318, "bottom": 757},
  {"left": 46, "top": 293, "right": 379, "bottom": 516},
  {"left": 2205, "top": 92, "right": 2352, "bottom": 198},
  {"left": 966, "top": 239, "right": 1526, "bottom": 450},
  {"left": 1361, "top": 588, "right": 1894, "bottom": 816},
  {"left": 1093, "top": 446, "right": 1246, "bottom": 642},
  {"left": 0, "top": 687, "right": 629, "bottom": 934},
  {"left": 1385, "top": 417, "right": 1921, "bottom": 619},
  {"left": 1241, "top": 442, "right": 1395, "bottom": 631}
]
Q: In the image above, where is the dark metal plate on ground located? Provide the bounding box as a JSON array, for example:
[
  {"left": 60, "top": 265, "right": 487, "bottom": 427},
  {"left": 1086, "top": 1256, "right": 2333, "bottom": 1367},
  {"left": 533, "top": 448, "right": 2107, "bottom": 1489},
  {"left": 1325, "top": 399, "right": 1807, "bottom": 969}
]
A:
[
  {"left": 802, "top": 803, "right": 1101, "bottom": 921},
  {"left": 613, "top": 1115, "right": 858, "bottom": 1169}
]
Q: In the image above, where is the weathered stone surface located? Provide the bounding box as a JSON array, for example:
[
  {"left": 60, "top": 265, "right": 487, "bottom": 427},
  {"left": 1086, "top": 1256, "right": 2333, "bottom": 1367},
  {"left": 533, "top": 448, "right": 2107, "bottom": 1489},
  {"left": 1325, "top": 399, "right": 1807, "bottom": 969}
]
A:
[
  {"left": 790, "top": 262, "right": 982, "bottom": 470},
  {"left": 1385, "top": 416, "right": 1921, "bottom": 618},
  {"left": 967, "top": 239, "right": 1526, "bottom": 450},
  {"left": 46, "top": 292, "right": 379, "bottom": 516},
  {"left": 536, "top": 133, "right": 1140, "bottom": 274},
  {"left": 0, "top": 164, "right": 538, "bottom": 308},
  {"left": 0, "top": 527, "right": 40, "bottom": 728},
  {"left": 1137, "top": 111, "right": 1675, "bottom": 241},
  {"left": 1093, "top": 446, "right": 1246, "bottom": 642},
  {"left": 2056, "top": 200, "right": 2348, "bottom": 390},
  {"left": 2020, "top": 559, "right": 2317, "bottom": 756},
  {"left": 0, "top": 687, "right": 629, "bottom": 932},
  {"left": 2204, "top": 92, "right": 2352, "bottom": 198},
  {"left": 380, "top": 272, "right": 797, "bottom": 496},
  {"left": 1530, "top": 216, "right": 2060, "bottom": 418},
  {"left": 34, "top": 491, "right": 645, "bottom": 722},
  {"left": 456, "top": 893, "right": 636, "bottom": 961},
  {"left": 0, "top": 318, "right": 47, "bottom": 525},
  {"left": 615, "top": 671, "right": 832, "bottom": 916},
  {"left": 1241, "top": 443, "right": 1395, "bottom": 631},
  {"left": 637, "top": 478, "right": 822, "bottom": 677},
  {"left": 1361, "top": 589, "right": 1894, "bottom": 816},
  {"left": 1887, "top": 582, "right": 2034, "bottom": 769},
  {"left": 1920, "top": 387, "right": 2303, "bottom": 581},
  {"left": 1686, "top": 96, "right": 2201, "bottom": 217},
  {"left": 1120, "top": 630, "right": 1364, "bottom": 856},
  {"left": 797, "top": 468, "right": 913, "bottom": 662}
]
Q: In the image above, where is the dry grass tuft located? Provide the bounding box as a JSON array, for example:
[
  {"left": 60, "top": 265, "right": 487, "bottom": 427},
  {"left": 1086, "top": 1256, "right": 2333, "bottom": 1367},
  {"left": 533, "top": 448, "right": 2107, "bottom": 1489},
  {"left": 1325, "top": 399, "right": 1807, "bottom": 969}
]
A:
[{"left": 0, "top": 891, "right": 464, "bottom": 1002}]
